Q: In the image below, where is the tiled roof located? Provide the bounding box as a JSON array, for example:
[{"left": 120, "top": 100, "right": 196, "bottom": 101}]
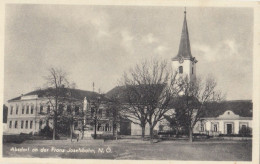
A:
[
  {"left": 8, "top": 88, "right": 107, "bottom": 102},
  {"left": 106, "top": 84, "right": 166, "bottom": 103},
  {"left": 202, "top": 100, "right": 253, "bottom": 118}
]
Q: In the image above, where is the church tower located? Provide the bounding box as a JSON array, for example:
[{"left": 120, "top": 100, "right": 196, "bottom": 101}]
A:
[{"left": 172, "top": 10, "right": 198, "bottom": 81}]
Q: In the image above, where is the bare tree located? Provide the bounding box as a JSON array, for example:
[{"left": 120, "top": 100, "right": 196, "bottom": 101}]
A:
[
  {"left": 175, "top": 75, "right": 224, "bottom": 142},
  {"left": 44, "top": 67, "right": 82, "bottom": 140},
  {"left": 121, "top": 59, "right": 180, "bottom": 142}
]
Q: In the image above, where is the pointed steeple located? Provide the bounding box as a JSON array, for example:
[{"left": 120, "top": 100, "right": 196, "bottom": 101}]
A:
[{"left": 172, "top": 10, "right": 195, "bottom": 61}]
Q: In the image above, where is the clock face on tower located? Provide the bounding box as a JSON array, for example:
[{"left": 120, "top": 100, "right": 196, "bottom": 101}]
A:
[{"left": 179, "top": 57, "right": 184, "bottom": 64}]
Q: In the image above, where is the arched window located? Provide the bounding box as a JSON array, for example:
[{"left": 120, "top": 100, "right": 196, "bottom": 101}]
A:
[
  {"left": 10, "top": 106, "right": 13, "bottom": 115},
  {"left": 213, "top": 124, "right": 218, "bottom": 132},
  {"left": 21, "top": 120, "right": 24, "bottom": 129},
  {"left": 30, "top": 121, "right": 33, "bottom": 129},
  {"left": 26, "top": 105, "right": 29, "bottom": 114},
  {"left": 31, "top": 105, "right": 34, "bottom": 114},
  {"left": 179, "top": 66, "right": 183, "bottom": 74},
  {"left": 22, "top": 105, "right": 25, "bottom": 114},
  {"left": 105, "top": 123, "right": 109, "bottom": 131},
  {"left": 9, "top": 121, "right": 12, "bottom": 128},
  {"left": 15, "top": 121, "right": 18, "bottom": 128},
  {"left": 91, "top": 108, "right": 94, "bottom": 117},
  {"left": 39, "top": 120, "right": 42, "bottom": 129},
  {"left": 201, "top": 124, "right": 204, "bottom": 132},
  {"left": 192, "top": 67, "right": 194, "bottom": 74},
  {"left": 16, "top": 105, "right": 19, "bottom": 115},
  {"left": 58, "top": 104, "right": 63, "bottom": 113},
  {"left": 97, "top": 123, "right": 101, "bottom": 131},
  {"left": 25, "top": 120, "right": 28, "bottom": 129},
  {"left": 67, "top": 105, "right": 71, "bottom": 113},
  {"left": 40, "top": 105, "right": 43, "bottom": 114},
  {"left": 106, "top": 110, "right": 110, "bottom": 117},
  {"left": 75, "top": 106, "right": 79, "bottom": 115},
  {"left": 98, "top": 109, "right": 102, "bottom": 117},
  {"left": 47, "top": 105, "right": 51, "bottom": 114}
]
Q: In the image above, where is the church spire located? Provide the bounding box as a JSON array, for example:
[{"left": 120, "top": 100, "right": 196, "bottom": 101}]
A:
[{"left": 172, "top": 9, "right": 194, "bottom": 61}]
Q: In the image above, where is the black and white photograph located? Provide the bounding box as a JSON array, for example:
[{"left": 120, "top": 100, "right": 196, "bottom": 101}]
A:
[{"left": 1, "top": 1, "right": 259, "bottom": 162}]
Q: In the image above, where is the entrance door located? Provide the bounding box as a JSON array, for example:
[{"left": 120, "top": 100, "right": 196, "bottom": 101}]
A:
[{"left": 227, "top": 124, "right": 232, "bottom": 134}]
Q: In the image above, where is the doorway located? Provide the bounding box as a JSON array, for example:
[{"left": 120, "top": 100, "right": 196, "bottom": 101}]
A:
[{"left": 227, "top": 124, "right": 232, "bottom": 134}]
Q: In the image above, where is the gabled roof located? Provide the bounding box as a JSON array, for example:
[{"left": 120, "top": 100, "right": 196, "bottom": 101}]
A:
[
  {"left": 8, "top": 88, "right": 108, "bottom": 102},
  {"left": 106, "top": 84, "right": 166, "bottom": 103},
  {"left": 172, "top": 11, "right": 196, "bottom": 62},
  {"left": 202, "top": 100, "right": 253, "bottom": 118}
]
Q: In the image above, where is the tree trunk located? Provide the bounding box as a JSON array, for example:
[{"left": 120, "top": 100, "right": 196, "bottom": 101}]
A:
[
  {"left": 141, "top": 126, "right": 145, "bottom": 140},
  {"left": 70, "top": 123, "right": 73, "bottom": 142},
  {"left": 189, "top": 128, "right": 193, "bottom": 143},
  {"left": 112, "top": 122, "right": 115, "bottom": 137},
  {"left": 94, "top": 118, "right": 97, "bottom": 139},
  {"left": 52, "top": 112, "right": 57, "bottom": 141},
  {"left": 115, "top": 126, "right": 118, "bottom": 140},
  {"left": 81, "top": 120, "right": 84, "bottom": 139},
  {"left": 149, "top": 125, "right": 154, "bottom": 144}
]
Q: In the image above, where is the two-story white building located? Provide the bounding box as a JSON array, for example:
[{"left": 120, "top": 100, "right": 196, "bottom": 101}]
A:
[{"left": 6, "top": 88, "right": 102, "bottom": 135}]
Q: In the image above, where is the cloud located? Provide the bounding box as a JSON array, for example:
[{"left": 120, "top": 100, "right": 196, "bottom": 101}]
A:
[
  {"left": 192, "top": 39, "right": 241, "bottom": 62},
  {"left": 142, "top": 33, "right": 158, "bottom": 44},
  {"left": 120, "top": 30, "right": 135, "bottom": 53}
]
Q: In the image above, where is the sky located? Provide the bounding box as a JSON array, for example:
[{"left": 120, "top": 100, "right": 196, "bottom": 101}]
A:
[{"left": 4, "top": 5, "right": 253, "bottom": 102}]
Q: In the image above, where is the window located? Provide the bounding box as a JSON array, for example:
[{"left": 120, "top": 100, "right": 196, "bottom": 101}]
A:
[
  {"left": 179, "top": 66, "right": 183, "bottom": 74},
  {"left": 201, "top": 124, "right": 204, "bottom": 132},
  {"left": 10, "top": 106, "right": 13, "bottom": 115},
  {"left": 15, "top": 121, "right": 18, "bottom": 128},
  {"left": 105, "top": 123, "right": 109, "bottom": 131},
  {"left": 21, "top": 121, "right": 24, "bottom": 129},
  {"left": 97, "top": 123, "right": 101, "bottom": 131},
  {"left": 31, "top": 105, "right": 34, "bottom": 114},
  {"left": 75, "top": 106, "right": 79, "bottom": 115},
  {"left": 192, "top": 67, "right": 194, "bottom": 74},
  {"left": 98, "top": 109, "right": 102, "bottom": 117},
  {"left": 16, "top": 106, "right": 19, "bottom": 115},
  {"left": 91, "top": 108, "right": 95, "bottom": 117},
  {"left": 25, "top": 120, "right": 28, "bottom": 129},
  {"left": 74, "top": 121, "right": 78, "bottom": 129},
  {"left": 30, "top": 121, "right": 33, "bottom": 129},
  {"left": 40, "top": 105, "right": 43, "bottom": 113},
  {"left": 9, "top": 121, "right": 12, "bottom": 128},
  {"left": 213, "top": 124, "right": 218, "bottom": 132},
  {"left": 47, "top": 105, "right": 50, "bottom": 114},
  {"left": 39, "top": 120, "right": 42, "bottom": 129},
  {"left": 67, "top": 105, "right": 71, "bottom": 113},
  {"left": 26, "top": 105, "right": 29, "bottom": 114},
  {"left": 58, "top": 104, "right": 63, "bottom": 113},
  {"left": 22, "top": 105, "right": 25, "bottom": 114},
  {"left": 106, "top": 110, "right": 110, "bottom": 117}
]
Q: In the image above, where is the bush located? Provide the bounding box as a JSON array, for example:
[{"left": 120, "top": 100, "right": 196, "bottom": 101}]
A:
[
  {"left": 193, "top": 133, "right": 210, "bottom": 139},
  {"left": 239, "top": 127, "right": 252, "bottom": 137},
  {"left": 39, "top": 125, "right": 60, "bottom": 139},
  {"left": 91, "top": 134, "right": 115, "bottom": 140}
]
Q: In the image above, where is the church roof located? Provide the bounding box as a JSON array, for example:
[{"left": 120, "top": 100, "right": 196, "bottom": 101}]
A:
[
  {"left": 172, "top": 11, "right": 196, "bottom": 62},
  {"left": 106, "top": 84, "right": 166, "bottom": 103}
]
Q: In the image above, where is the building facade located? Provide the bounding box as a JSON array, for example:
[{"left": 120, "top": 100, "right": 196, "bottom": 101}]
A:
[{"left": 6, "top": 88, "right": 101, "bottom": 135}]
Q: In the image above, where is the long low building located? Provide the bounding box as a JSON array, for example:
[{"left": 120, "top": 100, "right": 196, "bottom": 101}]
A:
[{"left": 193, "top": 100, "right": 252, "bottom": 136}]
